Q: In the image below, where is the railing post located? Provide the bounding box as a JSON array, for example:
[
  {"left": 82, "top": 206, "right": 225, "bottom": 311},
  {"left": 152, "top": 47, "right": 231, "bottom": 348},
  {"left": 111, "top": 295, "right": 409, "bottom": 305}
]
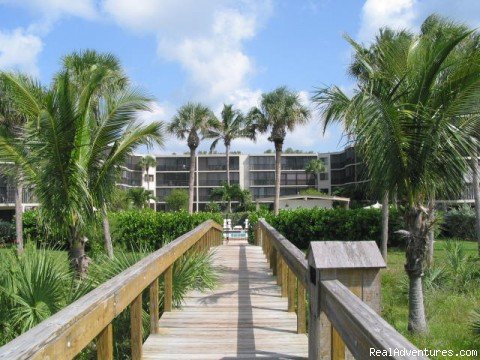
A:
[
  {"left": 297, "top": 280, "right": 306, "bottom": 334},
  {"left": 96, "top": 323, "right": 113, "bottom": 360},
  {"left": 149, "top": 278, "right": 159, "bottom": 334},
  {"left": 130, "top": 294, "right": 143, "bottom": 360},
  {"left": 287, "top": 267, "right": 295, "bottom": 312},
  {"left": 276, "top": 252, "right": 282, "bottom": 286},
  {"left": 307, "top": 241, "right": 386, "bottom": 360},
  {"left": 281, "top": 258, "right": 288, "bottom": 297},
  {"left": 164, "top": 265, "right": 173, "bottom": 312},
  {"left": 271, "top": 246, "right": 277, "bottom": 275}
]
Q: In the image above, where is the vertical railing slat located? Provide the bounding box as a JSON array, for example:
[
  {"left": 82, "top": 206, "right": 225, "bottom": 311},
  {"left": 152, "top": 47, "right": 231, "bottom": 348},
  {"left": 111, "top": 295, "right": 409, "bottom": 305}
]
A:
[
  {"left": 96, "top": 323, "right": 113, "bottom": 360},
  {"left": 149, "top": 278, "right": 159, "bottom": 334},
  {"left": 130, "top": 294, "right": 143, "bottom": 360},
  {"left": 164, "top": 265, "right": 173, "bottom": 312}
]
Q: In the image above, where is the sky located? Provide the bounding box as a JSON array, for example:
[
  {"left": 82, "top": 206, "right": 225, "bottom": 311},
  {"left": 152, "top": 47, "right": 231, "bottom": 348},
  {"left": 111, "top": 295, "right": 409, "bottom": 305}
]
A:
[{"left": 0, "top": 0, "right": 479, "bottom": 155}]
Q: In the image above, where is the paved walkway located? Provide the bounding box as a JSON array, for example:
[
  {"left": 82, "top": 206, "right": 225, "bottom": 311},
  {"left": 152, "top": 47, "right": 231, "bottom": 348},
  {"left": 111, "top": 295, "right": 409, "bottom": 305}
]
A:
[{"left": 142, "top": 241, "right": 308, "bottom": 359}]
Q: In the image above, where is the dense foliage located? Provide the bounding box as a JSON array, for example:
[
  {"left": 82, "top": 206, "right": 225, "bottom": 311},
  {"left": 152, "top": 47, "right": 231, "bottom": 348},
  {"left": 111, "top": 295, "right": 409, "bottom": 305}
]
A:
[
  {"left": 248, "top": 207, "right": 405, "bottom": 249},
  {"left": 0, "top": 244, "right": 217, "bottom": 355},
  {"left": 0, "top": 220, "right": 14, "bottom": 245},
  {"left": 110, "top": 210, "right": 223, "bottom": 250},
  {"left": 442, "top": 205, "right": 476, "bottom": 240}
]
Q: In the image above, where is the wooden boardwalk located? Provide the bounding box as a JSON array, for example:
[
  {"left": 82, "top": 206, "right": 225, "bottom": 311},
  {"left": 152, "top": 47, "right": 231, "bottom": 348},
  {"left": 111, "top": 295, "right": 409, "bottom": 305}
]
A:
[{"left": 142, "top": 240, "right": 308, "bottom": 359}]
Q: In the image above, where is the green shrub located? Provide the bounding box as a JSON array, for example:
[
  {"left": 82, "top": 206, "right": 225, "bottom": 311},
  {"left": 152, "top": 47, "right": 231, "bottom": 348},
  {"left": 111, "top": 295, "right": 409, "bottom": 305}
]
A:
[
  {"left": 248, "top": 207, "right": 405, "bottom": 249},
  {"left": 442, "top": 205, "right": 476, "bottom": 240},
  {"left": 0, "top": 220, "right": 15, "bottom": 245},
  {"left": 110, "top": 210, "right": 223, "bottom": 250}
]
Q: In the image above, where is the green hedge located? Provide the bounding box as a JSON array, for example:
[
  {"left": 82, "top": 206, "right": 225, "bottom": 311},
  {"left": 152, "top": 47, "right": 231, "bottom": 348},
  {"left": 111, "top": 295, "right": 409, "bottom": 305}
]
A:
[
  {"left": 110, "top": 210, "right": 223, "bottom": 250},
  {"left": 248, "top": 208, "right": 405, "bottom": 249},
  {"left": 441, "top": 206, "right": 476, "bottom": 240}
]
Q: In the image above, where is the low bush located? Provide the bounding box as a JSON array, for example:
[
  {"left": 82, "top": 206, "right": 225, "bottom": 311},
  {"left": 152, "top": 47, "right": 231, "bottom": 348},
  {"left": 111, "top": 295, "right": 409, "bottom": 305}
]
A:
[
  {"left": 0, "top": 220, "right": 15, "bottom": 245},
  {"left": 110, "top": 210, "right": 223, "bottom": 250},
  {"left": 248, "top": 207, "right": 405, "bottom": 249},
  {"left": 442, "top": 205, "right": 476, "bottom": 240}
]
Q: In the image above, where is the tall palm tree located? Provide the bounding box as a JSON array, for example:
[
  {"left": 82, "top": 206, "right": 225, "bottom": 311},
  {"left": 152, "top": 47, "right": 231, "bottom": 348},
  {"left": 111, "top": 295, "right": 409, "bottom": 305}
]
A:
[
  {"left": 61, "top": 51, "right": 165, "bottom": 258},
  {"left": 248, "top": 87, "right": 310, "bottom": 215},
  {"left": 140, "top": 155, "right": 156, "bottom": 191},
  {"left": 314, "top": 16, "right": 480, "bottom": 333},
  {"left": 0, "top": 77, "right": 34, "bottom": 254},
  {"left": 168, "top": 103, "right": 216, "bottom": 214},
  {"left": 205, "top": 104, "right": 255, "bottom": 212},
  {"left": 0, "top": 61, "right": 163, "bottom": 275}
]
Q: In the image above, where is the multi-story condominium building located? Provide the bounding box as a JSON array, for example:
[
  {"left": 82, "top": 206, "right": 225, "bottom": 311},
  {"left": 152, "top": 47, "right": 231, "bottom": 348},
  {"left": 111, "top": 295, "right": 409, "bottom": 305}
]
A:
[{"left": 3, "top": 145, "right": 475, "bottom": 215}]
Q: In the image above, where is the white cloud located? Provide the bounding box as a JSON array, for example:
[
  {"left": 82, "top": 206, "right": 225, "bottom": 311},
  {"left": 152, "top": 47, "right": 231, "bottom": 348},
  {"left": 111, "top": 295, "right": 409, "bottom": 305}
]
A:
[
  {"left": 0, "top": 28, "right": 43, "bottom": 75},
  {"left": 103, "top": 0, "right": 271, "bottom": 109},
  {"left": 0, "top": 0, "right": 98, "bottom": 75},
  {"left": 0, "top": 0, "right": 98, "bottom": 34},
  {"left": 358, "top": 0, "right": 417, "bottom": 42},
  {"left": 358, "top": 0, "right": 480, "bottom": 43}
]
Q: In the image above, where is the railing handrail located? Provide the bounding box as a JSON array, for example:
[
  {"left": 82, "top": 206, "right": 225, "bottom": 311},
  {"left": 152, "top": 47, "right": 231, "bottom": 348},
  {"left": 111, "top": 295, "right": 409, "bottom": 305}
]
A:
[
  {"left": 0, "top": 219, "right": 223, "bottom": 360},
  {"left": 256, "top": 218, "right": 428, "bottom": 359},
  {"left": 321, "top": 280, "right": 429, "bottom": 360},
  {"left": 258, "top": 219, "right": 309, "bottom": 287}
]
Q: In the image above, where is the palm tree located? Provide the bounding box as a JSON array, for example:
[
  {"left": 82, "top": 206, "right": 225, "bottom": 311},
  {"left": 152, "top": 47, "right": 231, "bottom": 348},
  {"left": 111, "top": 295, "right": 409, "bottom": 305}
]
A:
[
  {"left": 140, "top": 155, "right": 156, "bottom": 191},
  {"left": 471, "top": 154, "right": 480, "bottom": 254},
  {"left": 127, "top": 187, "right": 155, "bottom": 209},
  {"left": 205, "top": 104, "right": 255, "bottom": 212},
  {"left": 313, "top": 16, "right": 480, "bottom": 333},
  {"left": 0, "top": 78, "right": 31, "bottom": 254},
  {"left": 248, "top": 87, "right": 310, "bottom": 215},
  {"left": 61, "top": 51, "right": 165, "bottom": 258},
  {"left": 0, "top": 60, "right": 163, "bottom": 275},
  {"left": 305, "top": 158, "right": 326, "bottom": 192},
  {"left": 167, "top": 103, "right": 216, "bottom": 213}
]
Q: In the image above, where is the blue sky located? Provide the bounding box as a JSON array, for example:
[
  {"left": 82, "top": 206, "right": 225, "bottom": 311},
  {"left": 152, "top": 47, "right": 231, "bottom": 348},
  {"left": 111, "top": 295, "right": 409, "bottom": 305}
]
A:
[{"left": 0, "top": 0, "right": 479, "bottom": 154}]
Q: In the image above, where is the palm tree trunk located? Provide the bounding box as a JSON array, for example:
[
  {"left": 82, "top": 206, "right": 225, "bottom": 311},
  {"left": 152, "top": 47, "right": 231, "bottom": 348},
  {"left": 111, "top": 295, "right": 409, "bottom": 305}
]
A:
[
  {"left": 381, "top": 191, "right": 389, "bottom": 262},
  {"left": 226, "top": 144, "right": 232, "bottom": 214},
  {"left": 471, "top": 154, "right": 480, "bottom": 255},
  {"left": 102, "top": 204, "right": 114, "bottom": 258},
  {"left": 188, "top": 148, "right": 196, "bottom": 214},
  {"left": 426, "top": 198, "right": 435, "bottom": 268},
  {"left": 14, "top": 178, "right": 24, "bottom": 254},
  {"left": 274, "top": 142, "right": 283, "bottom": 215},
  {"left": 407, "top": 274, "right": 428, "bottom": 333},
  {"left": 69, "top": 230, "right": 90, "bottom": 278},
  {"left": 404, "top": 205, "right": 428, "bottom": 333}
]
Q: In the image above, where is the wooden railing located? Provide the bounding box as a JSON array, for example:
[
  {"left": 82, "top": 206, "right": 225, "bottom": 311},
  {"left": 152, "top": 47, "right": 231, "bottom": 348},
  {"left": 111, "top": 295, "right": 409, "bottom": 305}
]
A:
[
  {"left": 256, "top": 219, "right": 429, "bottom": 360},
  {"left": 0, "top": 220, "right": 223, "bottom": 360},
  {"left": 255, "top": 218, "right": 309, "bottom": 334}
]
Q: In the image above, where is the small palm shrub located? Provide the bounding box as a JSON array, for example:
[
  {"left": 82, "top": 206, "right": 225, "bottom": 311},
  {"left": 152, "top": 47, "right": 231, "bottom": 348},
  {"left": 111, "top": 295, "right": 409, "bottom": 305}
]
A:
[
  {"left": 443, "top": 240, "right": 480, "bottom": 292},
  {"left": 0, "top": 245, "right": 79, "bottom": 345}
]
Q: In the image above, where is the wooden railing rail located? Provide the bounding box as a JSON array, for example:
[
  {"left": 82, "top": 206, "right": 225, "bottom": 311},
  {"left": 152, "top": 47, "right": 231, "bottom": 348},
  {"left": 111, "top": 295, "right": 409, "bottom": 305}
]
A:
[
  {"left": 256, "top": 219, "right": 308, "bottom": 334},
  {"left": 0, "top": 220, "right": 223, "bottom": 360},
  {"left": 255, "top": 219, "right": 429, "bottom": 360},
  {"left": 321, "top": 280, "right": 429, "bottom": 359}
]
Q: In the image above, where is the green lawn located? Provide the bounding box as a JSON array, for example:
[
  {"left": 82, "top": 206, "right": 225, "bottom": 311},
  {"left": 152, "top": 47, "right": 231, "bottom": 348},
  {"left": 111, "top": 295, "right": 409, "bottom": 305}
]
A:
[{"left": 382, "top": 240, "right": 480, "bottom": 359}]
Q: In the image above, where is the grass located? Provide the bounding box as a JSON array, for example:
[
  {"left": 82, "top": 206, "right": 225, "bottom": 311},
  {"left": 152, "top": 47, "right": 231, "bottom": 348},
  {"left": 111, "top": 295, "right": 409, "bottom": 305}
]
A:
[{"left": 382, "top": 240, "right": 480, "bottom": 359}]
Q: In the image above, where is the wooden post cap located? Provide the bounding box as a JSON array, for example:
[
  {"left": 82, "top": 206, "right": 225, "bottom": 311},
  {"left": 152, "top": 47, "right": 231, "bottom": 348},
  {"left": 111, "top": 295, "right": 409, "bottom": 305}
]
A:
[{"left": 307, "top": 241, "right": 386, "bottom": 270}]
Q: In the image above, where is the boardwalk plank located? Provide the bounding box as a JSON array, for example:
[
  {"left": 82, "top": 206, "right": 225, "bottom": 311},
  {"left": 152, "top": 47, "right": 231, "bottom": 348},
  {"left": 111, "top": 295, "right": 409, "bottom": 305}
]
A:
[{"left": 142, "top": 242, "right": 308, "bottom": 359}]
